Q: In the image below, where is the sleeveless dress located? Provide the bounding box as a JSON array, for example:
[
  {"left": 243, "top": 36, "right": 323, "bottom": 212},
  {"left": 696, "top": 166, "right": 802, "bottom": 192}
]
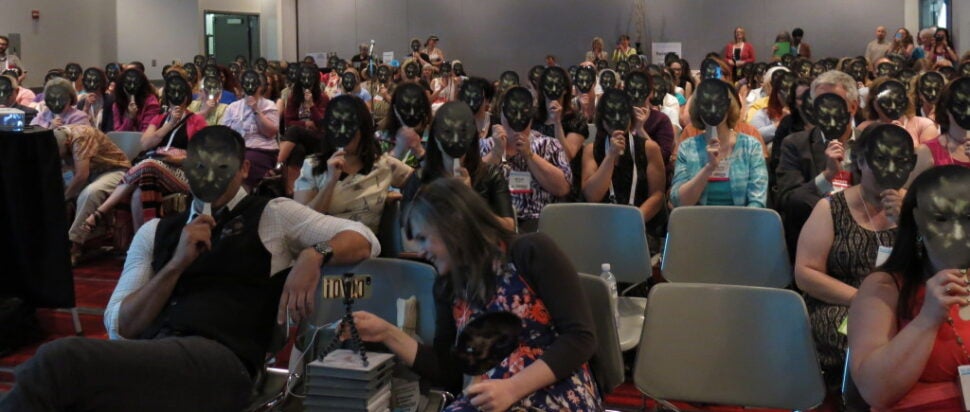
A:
[
  {"left": 445, "top": 263, "right": 600, "bottom": 411},
  {"left": 805, "top": 191, "right": 896, "bottom": 389},
  {"left": 925, "top": 137, "right": 970, "bottom": 167}
]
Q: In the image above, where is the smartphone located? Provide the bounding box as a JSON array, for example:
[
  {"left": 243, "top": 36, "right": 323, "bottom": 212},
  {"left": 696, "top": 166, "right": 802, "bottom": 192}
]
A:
[
  {"left": 321, "top": 274, "right": 373, "bottom": 300},
  {"left": 714, "top": 66, "right": 723, "bottom": 80}
]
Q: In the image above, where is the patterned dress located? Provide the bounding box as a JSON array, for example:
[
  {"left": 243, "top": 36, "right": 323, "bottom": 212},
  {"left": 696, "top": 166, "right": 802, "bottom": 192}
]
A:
[
  {"left": 445, "top": 263, "right": 600, "bottom": 411},
  {"left": 805, "top": 191, "right": 896, "bottom": 389}
]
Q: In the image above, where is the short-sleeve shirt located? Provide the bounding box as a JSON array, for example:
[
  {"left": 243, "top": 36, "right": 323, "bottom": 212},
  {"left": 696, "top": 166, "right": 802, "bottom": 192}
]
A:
[
  {"left": 61, "top": 124, "right": 132, "bottom": 175},
  {"left": 294, "top": 154, "right": 413, "bottom": 232},
  {"left": 479, "top": 130, "right": 572, "bottom": 220},
  {"left": 220, "top": 97, "right": 280, "bottom": 151}
]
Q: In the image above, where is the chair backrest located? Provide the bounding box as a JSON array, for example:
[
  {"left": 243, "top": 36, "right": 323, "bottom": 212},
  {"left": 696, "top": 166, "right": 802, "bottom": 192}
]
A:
[
  {"left": 538, "top": 203, "right": 651, "bottom": 285},
  {"left": 106, "top": 131, "right": 144, "bottom": 162},
  {"left": 842, "top": 349, "right": 870, "bottom": 411},
  {"left": 634, "top": 283, "right": 825, "bottom": 410},
  {"left": 314, "top": 258, "right": 438, "bottom": 344},
  {"left": 577, "top": 273, "right": 624, "bottom": 397},
  {"left": 662, "top": 206, "right": 792, "bottom": 287}
]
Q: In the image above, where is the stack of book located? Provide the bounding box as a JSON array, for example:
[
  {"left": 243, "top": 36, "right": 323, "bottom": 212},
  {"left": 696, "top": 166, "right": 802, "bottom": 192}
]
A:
[{"left": 304, "top": 349, "right": 396, "bottom": 412}]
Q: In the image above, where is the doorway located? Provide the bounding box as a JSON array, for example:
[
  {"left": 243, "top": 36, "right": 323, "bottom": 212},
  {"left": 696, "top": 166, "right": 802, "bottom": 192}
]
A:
[{"left": 204, "top": 12, "right": 260, "bottom": 66}]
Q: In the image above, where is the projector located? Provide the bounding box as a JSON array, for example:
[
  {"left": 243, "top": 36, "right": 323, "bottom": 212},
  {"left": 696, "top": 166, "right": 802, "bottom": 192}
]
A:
[{"left": 0, "top": 108, "right": 25, "bottom": 132}]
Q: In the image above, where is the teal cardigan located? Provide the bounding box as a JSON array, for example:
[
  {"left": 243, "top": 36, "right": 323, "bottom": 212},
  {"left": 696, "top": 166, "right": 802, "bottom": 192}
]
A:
[{"left": 670, "top": 132, "right": 768, "bottom": 207}]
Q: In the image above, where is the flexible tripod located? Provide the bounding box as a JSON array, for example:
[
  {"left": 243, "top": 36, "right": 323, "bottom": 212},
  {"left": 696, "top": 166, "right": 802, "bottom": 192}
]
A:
[{"left": 320, "top": 273, "right": 369, "bottom": 367}]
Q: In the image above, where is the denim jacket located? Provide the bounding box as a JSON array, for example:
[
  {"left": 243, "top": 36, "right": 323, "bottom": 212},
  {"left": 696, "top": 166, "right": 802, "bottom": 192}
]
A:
[{"left": 671, "top": 132, "right": 768, "bottom": 207}]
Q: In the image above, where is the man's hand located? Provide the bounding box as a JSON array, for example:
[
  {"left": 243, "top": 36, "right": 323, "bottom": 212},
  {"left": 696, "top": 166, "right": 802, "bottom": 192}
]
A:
[
  {"left": 277, "top": 248, "right": 324, "bottom": 325},
  {"left": 823, "top": 140, "right": 845, "bottom": 181},
  {"left": 169, "top": 215, "right": 216, "bottom": 270}
]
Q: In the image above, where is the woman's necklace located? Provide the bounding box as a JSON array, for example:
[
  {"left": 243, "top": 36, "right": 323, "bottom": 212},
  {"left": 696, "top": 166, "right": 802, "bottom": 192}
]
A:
[{"left": 946, "top": 270, "right": 970, "bottom": 363}]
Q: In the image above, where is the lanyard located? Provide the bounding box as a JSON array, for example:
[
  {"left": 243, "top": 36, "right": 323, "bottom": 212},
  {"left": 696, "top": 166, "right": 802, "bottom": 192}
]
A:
[{"left": 607, "top": 133, "right": 637, "bottom": 205}]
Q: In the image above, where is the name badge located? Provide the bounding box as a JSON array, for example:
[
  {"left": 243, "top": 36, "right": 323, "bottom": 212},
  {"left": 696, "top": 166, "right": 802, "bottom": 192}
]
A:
[
  {"left": 958, "top": 365, "right": 970, "bottom": 410},
  {"left": 832, "top": 170, "right": 853, "bottom": 193},
  {"left": 509, "top": 170, "right": 533, "bottom": 194},
  {"left": 875, "top": 245, "right": 892, "bottom": 267},
  {"left": 708, "top": 159, "right": 731, "bottom": 182}
]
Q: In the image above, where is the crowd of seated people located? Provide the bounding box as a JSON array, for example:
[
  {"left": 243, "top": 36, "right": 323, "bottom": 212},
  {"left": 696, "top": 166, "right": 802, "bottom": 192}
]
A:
[{"left": 3, "top": 24, "right": 970, "bottom": 411}]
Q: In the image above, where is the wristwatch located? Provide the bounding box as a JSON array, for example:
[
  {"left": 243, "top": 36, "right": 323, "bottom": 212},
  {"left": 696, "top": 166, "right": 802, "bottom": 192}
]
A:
[{"left": 313, "top": 241, "right": 334, "bottom": 265}]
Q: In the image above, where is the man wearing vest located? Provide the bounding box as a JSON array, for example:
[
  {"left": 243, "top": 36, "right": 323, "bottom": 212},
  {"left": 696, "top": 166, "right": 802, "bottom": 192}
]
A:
[{"left": 0, "top": 126, "right": 380, "bottom": 411}]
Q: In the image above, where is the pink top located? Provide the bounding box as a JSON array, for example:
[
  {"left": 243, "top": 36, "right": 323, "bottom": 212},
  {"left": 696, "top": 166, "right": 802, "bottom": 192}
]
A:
[
  {"left": 113, "top": 94, "right": 161, "bottom": 132},
  {"left": 147, "top": 110, "right": 209, "bottom": 144},
  {"left": 15, "top": 87, "right": 35, "bottom": 107},
  {"left": 925, "top": 137, "right": 970, "bottom": 167}
]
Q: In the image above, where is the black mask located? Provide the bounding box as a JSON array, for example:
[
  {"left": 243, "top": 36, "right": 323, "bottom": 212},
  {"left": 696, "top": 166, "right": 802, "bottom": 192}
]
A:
[
  {"left": 335, "top": 60, "right": 347, "bottom": 74},
  {"left": 628, "top": 55, "right": 643, "bottom": 71},
  {"left": 616, "top": 61, "right": 631, "bottom": 79},
  {"left": 940, "top": 66, "right": 957, "bottom": 80},
  {"left": 599, "top": 70, "right": 617, "bottom": 90},
  {"left": 700, "top": 58, "right": 720, "bottom": 80},
  {"left": 193, "top": 55, "right": 206, "bottom": 68},
  {"left": 202, "top": 75, "right": 222, "bottom": 99},
  {"left": 404, "top": 62, "right": 420, "bottom": 80},
  {"left": 811, "top": 62, "right": 826, "bottom": 78},
  {"left": 695, "top": 79, "right": 731, "bottom": 127},
  {"left": 340, "top": 71, "right": 358, "bottom": 92},
  {"left": 599, "top": 88, "right": 632, "bottom": 132},
  {"left": 376, "top": 66, "right": 391, "bottom": 83},
  {"left": 775, "top": 72, "right": 796, "bottom": 104},
  {"left": 574, "top": 66, "right": 595, "bottom": 93},
  {"left": 433, "top": 101, "right": 476, "bottom": 158},
  {"left": 959, "top": 62, "right": 970, "bottom": 79},
  {"left": 649, "top": 75, "right": 667, "bottom": 106},
  {"left": 325, "top": 97, "right": 359, "bottom": 147},
  {"left": 452, "top": 312, "right": 522, "bottom": 376},
  {"left": 255, "top": 58, "right": 268, "bottom": 73},
  {"left": 82, "top": 68, "right": 104, "bottom": 93},
  {"left": 798, "top": 88, "right": 816, "bottom": 126},
  {"left": 299, "top": 65, "right": 317, "bottom": 89},
  {"left": 625, "top": 71, "right": 650, "bottom": 107},
  {"left": 948, "top": 78, "right": 970, "bottom": 130},
  {"left": 794, "top": 60, "right": 812, "bottom": 79},
  {"left": 203, "top": 65, "right": 220, "bottom": 80},
  {"left": 105, "top": 63, "right": 121, "bottom": 83},
  {"left": 873, "top": 80, "right": 908, "bottom": 121},
  {"left": 240, "top": 70, "right": 261, "bottom": 96},
  {"left": 206, "top": 56, "right": 218, "bottom": 66},
  {"left": 0, "top": 77, "right": 14, "bottom": 106},
  {"left": 410, "top": 40, "right": 421, "bottom": 53},
  {"left": 896, "top": 69, "right": 917, "bottom": 90},
  {"left": 452, "top": 62, "right": 465, "bottom": 77},
  {"left": 781, "top": 54, "right": 794, "bottom": 68},
  {"left": 568, "top": 65, "right": 579, "bottom": 82},
  {"left": 849, "top": 60, "right": 868, "bottom": 83},
  {"left": 393, "top": 83, "right": 430, "bottom": 128},
  {"left": 458, "top": 81, "right": 485, "bottom": 113},
  {"left": 822, "top": 59, "right": 837, "bottom": 72},
  {"left": 65, "top": 64, "right": 82, "bottom": 82},
  {"left": 915, "top": 170, "right": 970, "bottom": 269},
  {"left": 45, "top": 85, "right": 71, "bottom": 114},
  {"left": 595, "top": 59, "right": 608, "bottom": 71},
  {"left": 286, "top": 64, "right": 300, "bottom": 84},
  {"left": 876, "top": 62, "right": 897, "bottom": 78},
  {"left": 328, "top": 55, "right": 340, "bottom": 69},
  {"left": 229, "top": 63, "right": 242, "bottom": 80},
  {"left": 164, "top": 76, "right": 190, "bottom": 107},
  {"left": 919, "top": 72, "right": 944, "bottom": 103},
  {"left": 185, "top": 128, "right": 242, "bottom": 203},
  {"left": 862, "top": 124, "right": 916, "bottom": 190},
  {"left": 540, "top": 67, "right": 567, "bottom": 101},
  {"left": 528, "top": 65, "right": 544, "bottom": 89},
  {"left": 813, "top": 93, "right": 850, "bottom": 140},
  {"left": 754, "top": 63, "right": 768, "bottom": 79},
  {"left": 499, "top": 71, "right": 520, "bottom": 90},
  {"left": 501, "top": 87, "right": 534, "bottom": 132},
  {"left": 183, "top": 63, "right": 198, "bottom": 82},
  {"left": 440, "top": 63, "right": 452, "bottom": 76},
  {"left": 122, "top": 70, "right": 142, "bottom": 96}
]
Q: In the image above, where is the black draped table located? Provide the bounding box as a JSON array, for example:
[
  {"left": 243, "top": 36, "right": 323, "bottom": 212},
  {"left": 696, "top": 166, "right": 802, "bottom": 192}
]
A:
[{"left": 0, "top": 127, "right": 74, "bottom": 308}]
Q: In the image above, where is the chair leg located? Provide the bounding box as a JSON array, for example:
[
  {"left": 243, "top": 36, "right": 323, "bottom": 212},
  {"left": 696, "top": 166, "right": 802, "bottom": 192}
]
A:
[{"left": 71, "top": 307, "right": 83, "bottom": 335}]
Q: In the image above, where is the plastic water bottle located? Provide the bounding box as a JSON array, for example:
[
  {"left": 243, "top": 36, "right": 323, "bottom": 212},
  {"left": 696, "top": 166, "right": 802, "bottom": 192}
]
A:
[{"left": 601, "top": 263, "right": 619, "bottom": 327}]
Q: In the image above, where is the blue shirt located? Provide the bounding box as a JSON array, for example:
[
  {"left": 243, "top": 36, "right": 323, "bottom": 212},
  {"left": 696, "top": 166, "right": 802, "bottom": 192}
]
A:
[{"left": 671, "top": 132, "right": 768, "bottom": 207}]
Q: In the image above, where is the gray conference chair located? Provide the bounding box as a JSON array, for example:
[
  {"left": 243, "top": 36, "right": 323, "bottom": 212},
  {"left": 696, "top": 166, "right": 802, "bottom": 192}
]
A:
[
  {"left": 376, "top": 197, "right": 403, "bottom": 258},
  {"left": 633, "top": 283, "right": 825, "bottom": 411},
  {"left": 842, "top": 349, "right": 870, "bottom": 412},
  {"left": 577, "top": 273, "right": 625, "bottom": 398},
  {"left": 661, "top": 206, "right": 792, "bottom": 288},
  {"left": 538, "top": 203, "right": 652, "bottom": 351},
  {"left": 106, "top": 131, "right": 144, "bottom": 162}
]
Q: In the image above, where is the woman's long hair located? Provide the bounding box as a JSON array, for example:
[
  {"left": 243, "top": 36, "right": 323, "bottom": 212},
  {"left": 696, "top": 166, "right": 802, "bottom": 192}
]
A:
[
  {"left": 885, "top": 165, "right": 970, "bottom": 320},
  {"left": 289, "top": 63, "right": 323, "bottom": 110},
  {"left": 311, "top": 94, "right": 379, "bottom": 176},
  {"left": 404, "top": 178, "right": 516, "bottom": 306},
  {"left": 420, "top": 113, "right": 484, "bottom": 186},
  {"left": 113, "top": 68, "right": 156, "bottom": 111}
]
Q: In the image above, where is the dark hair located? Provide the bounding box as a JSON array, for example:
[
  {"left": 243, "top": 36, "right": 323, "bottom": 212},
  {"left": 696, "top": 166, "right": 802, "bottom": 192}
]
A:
[
  {"left": 465, "top": 76, "right": 495, "bottom": 102},
  {"left": 668, "top": 58, "right": 695, "bottom": 91},
  {"left": 767, "top": 72, "right": 789, "bottom": 120},
  {"left": 289, "top": 63, "right": 323, "bottom": 111},
  {"left": 312, "top": 95, "right": 379, "bottom": 176},
  {"left": 886, "top": 166, "right": 970, "bottom": 320},
  {"left": 190, "top": 125, "right": 247, "bottom": 164},
  {"left": 792, "top": 28, "right": 804, "bottom": 37},
  {"left": 403, "top": 178, "right": 516, "bottom": 306},
  {"left": 113, "top": 68, "right": 156, "bottom": 110},
  {"left": 788, "top": 77, "right": 812, "bottom": 110},
  {"left": 81, "top": 67, "right": 108, "bottom": 94},
  {"left": 128, "top": 61, "right": 146, "bottom": 73},
  {"left": 935, "top": 77, "right": 969, "bottom": 134},
  {"left": 379, "top": 83, "right": 431, "bottom": 134}
]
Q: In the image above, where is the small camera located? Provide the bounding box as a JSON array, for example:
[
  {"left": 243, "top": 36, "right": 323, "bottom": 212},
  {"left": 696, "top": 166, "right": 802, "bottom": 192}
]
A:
[{"left": 321, "top": 274, "right": 373, "bottom": 300}]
